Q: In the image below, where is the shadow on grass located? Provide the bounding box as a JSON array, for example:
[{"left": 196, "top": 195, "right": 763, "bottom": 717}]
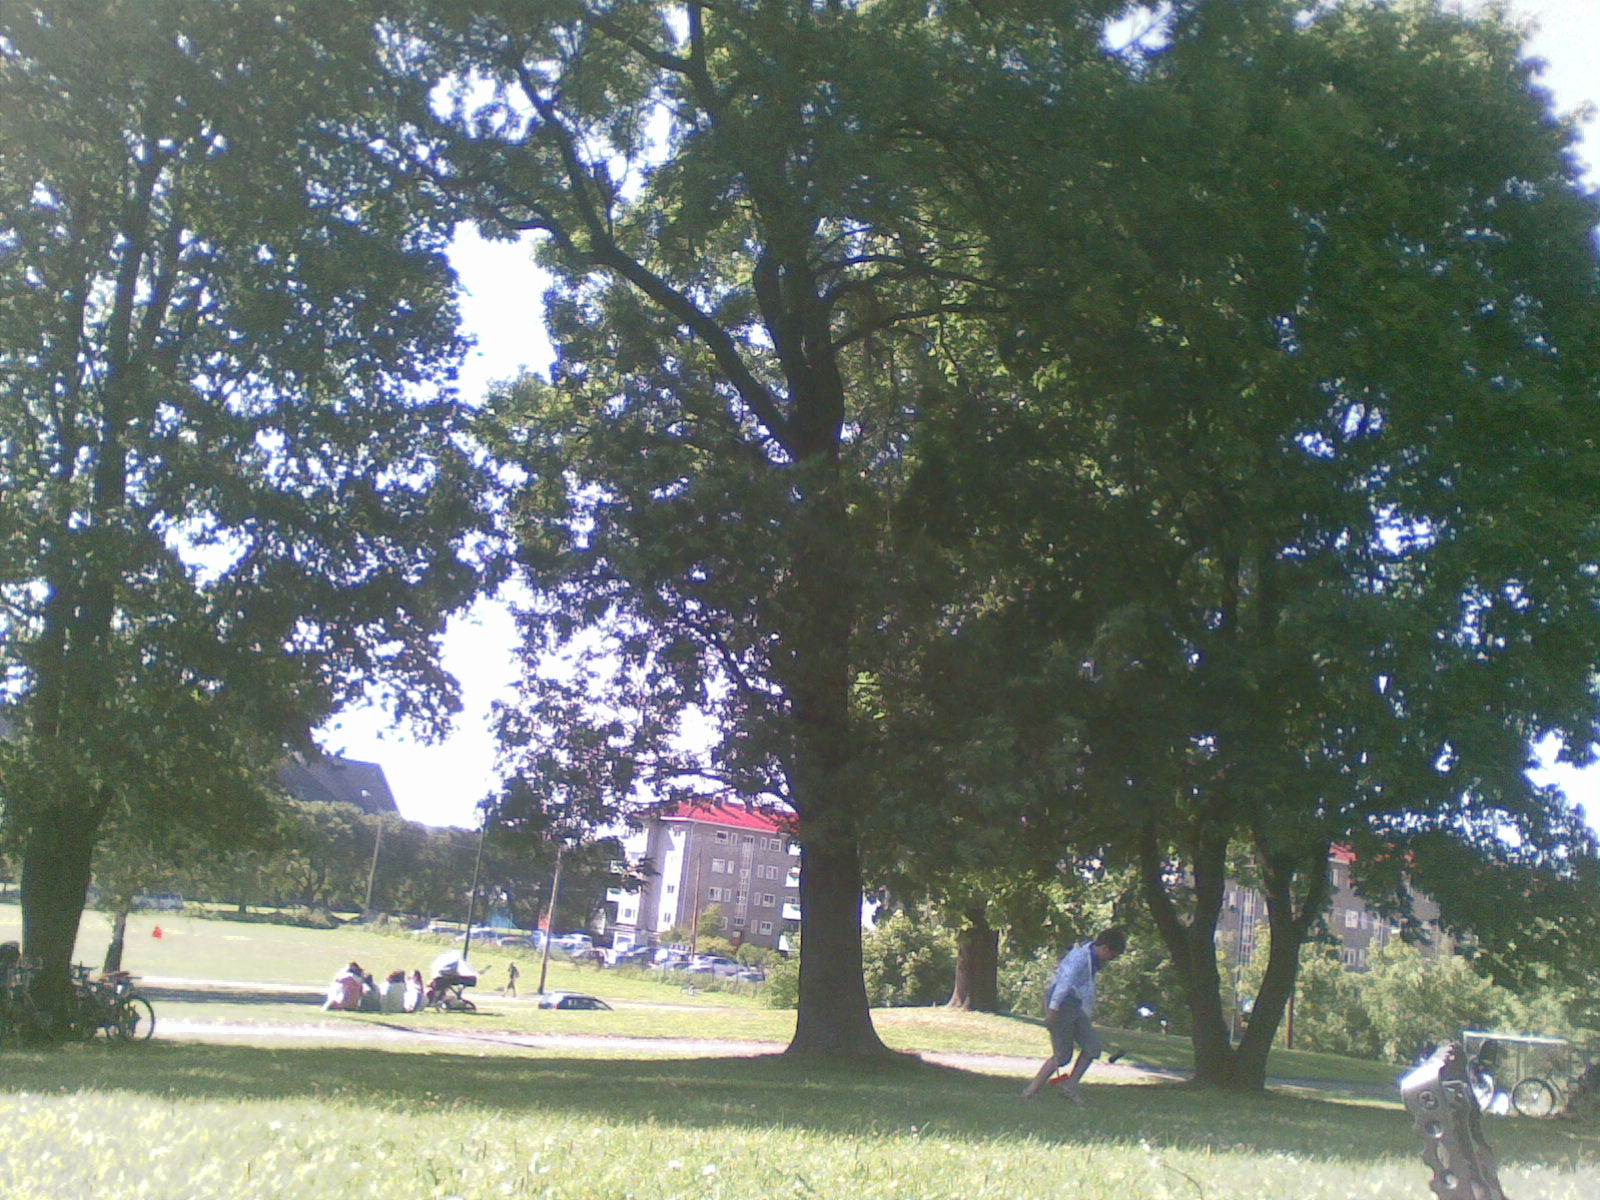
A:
[
  {"left": 142, "top": 984, "right": 323, "bottom": 1006},
  {"left": 5, "top": 1039, "right": 1592, "bottom": 1170}
]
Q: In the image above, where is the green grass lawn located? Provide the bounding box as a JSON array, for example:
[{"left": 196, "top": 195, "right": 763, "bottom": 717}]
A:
[
  {"left": 1, "top": 1039, "right": 1594, "bottom": 1200},
  {"left": 3, "top": 903, "right": 1595, "bottom": 1197},
  {"left": 0, "top": 903, "right": 1420, "bottom": 1088}
]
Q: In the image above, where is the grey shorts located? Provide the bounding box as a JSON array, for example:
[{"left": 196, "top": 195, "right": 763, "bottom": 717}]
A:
[{"left": 1047, "top": 1001, "right": 1101, "bottom": 1061}]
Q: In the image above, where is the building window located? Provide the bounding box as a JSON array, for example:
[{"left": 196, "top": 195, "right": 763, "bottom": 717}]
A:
[
  {"left": 735, "top": 890, "right": 746, "bottom": 905},
  {"left": 733, "top": 916, "right": 745, "bottom": 928},
  {"left": 758, "top": 921, "right": 774, "bottom": 935},
  {"left": 708, "top": 886, "right": 723, "bottom": 901},
  {"left": 666, "top": 884, "right": 676, "bottom": 895},
  {"left": 715, "top": 830, "right": 730, "bottom": 843},
  {"left": 1344, "top": 909, "right": 1359, "bottom": 929},
  {"left": 711, "top": 857, "right": 728, "bottom": 873}
]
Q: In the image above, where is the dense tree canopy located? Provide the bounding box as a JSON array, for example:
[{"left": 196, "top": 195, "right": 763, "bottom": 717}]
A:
[
  {"left": 0, "top": 0, "right": 493, "bottom": 1009},
  {"left": 888, "top": 0, "right": 1600, "bottom": 1087},
  {"left": 384, "top": 0, "right": 1140, "bottom": 1057}
]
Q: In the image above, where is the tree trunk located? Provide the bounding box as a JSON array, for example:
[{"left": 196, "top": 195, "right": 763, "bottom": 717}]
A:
[
  {"left": 103, "top": 906, "right": 130, "bottom": 974},
  {"left": 20, "top": 801, "right": 102, "bottom": 1016},
  {"left": 1231, "top": 843, "right": 1332, "bottom": 1088},
  {"left": 1231, "top": 908, "right": 1301, "bottom": 1089},
  {"left": 788, "top": 819, "right": 890, "bottom": 1059},
  {"left": 1140, "top": 817, "right": 1244, "bottom": 1088},
  {"left": 948, "top": 900, "right": 999, "bottom": 1011}
]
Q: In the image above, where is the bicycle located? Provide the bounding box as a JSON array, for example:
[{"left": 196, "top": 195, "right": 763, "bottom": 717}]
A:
[
  {"left": 72, "top": 966, "right": 156, "bottom": 1043},
  {"left": 1511, "top": 1056, "right": 1600, "bottom": 1119}
]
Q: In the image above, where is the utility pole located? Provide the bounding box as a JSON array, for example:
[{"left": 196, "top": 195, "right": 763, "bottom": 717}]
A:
[
  {"left": 536, "top": 844, "right": 565, "bottom": 996},
  {"left": 363, "top": 808, "right": 385, "bottom": 914},
  {"left": 461, "top": 806, "right": 492, "bottom": 964}
]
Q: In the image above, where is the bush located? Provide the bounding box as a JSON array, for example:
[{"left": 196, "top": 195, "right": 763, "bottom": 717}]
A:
[
  {"left": 861, "top": 911, "right": 956, "bottom": 1007},
  {"left": 762, "top": 954, "right": 800, "bottom": 1009},
  {"left": 189, "top": 905, "right": 341, "bottom": 930}
]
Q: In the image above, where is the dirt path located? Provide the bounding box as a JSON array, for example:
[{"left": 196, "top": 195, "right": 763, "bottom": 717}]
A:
[
  {"left": 141, "top": 976, "right": 1376, "bottom": 1095},
  {"left": 140, "top": 975, "right": 1171, "bottom": 1085}
]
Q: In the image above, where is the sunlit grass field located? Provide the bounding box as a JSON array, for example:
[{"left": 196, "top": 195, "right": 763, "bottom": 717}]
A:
[
  {"left": 0, "top": 904, "right": 1400, "bottom": 1086},
  {"left": 2, "top": 1039, "right": 1595, "bottom": 1200},
  {"left": 4, "top": 903, "right": 1594, "bottom": 1197}
]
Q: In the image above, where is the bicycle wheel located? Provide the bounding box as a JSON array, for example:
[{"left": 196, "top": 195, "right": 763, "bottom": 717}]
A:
[
  {"left": 1511, "top": 1077, "right": 1558, "bottom": 1118},
  {"left": 114, "top": 996, "right": 155, "bottom": 1043}
]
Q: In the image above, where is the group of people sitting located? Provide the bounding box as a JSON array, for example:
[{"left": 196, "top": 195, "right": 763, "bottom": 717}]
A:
[{"left": 322, "top": 950, "right": 480, "bottom": 1013}]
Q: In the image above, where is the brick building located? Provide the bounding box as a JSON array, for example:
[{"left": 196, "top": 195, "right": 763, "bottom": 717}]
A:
[{"left": 1222, "top": 845, "right": 1450, "bottom": 974}]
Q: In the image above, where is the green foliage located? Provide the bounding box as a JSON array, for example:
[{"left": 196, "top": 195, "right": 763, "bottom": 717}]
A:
[
  {"left": 1278, "top": 947, "right": 1377, "bottom": 1061},
  {"left": 860, "top": 912, "right": 958, "bottom": 1008},
  {"left": 697, "top": 908, "right": 730, "bottom": 944},
  {"left": 761, "top": 953, "right": 800, "bottom": 1010},
  {"left": 0, "top": 0, "right": 494, "bottom": 999},
  {"left": 1357, "top": 942, "right": 1514, "bottom": 1064}
]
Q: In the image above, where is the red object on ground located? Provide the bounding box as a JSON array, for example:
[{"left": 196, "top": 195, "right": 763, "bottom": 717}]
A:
[{"left": 152, "top": 925, "right": 163, "bottom": 938}]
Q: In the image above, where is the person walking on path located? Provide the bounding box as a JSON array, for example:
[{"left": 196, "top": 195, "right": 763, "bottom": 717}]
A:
[
  {"left": 1022, "top": 927, "right": 1127, "bottom": 1105},
  {"left": 502, "top": 961, "right": 520, "bottom": 998}
]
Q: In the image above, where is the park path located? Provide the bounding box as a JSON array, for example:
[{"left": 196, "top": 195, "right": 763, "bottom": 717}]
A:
[
  {"left": 139, "top": 974, "right": 1170, "bottom": 1085},
  {"left": 141, "top": 976, "right": 1387, "bottom": 1096}
]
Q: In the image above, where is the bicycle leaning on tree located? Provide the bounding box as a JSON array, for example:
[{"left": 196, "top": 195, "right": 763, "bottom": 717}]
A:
[{"left": 71, "top": 965, "right": 156, "bottom": 1043}]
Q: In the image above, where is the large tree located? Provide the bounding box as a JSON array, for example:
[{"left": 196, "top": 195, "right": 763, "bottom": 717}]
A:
[
  {"left": 904, "top": 0, "right": 1600, "bottom": 1088},
  {"left": 0, "top": 0, "right": 491, "bottom": 1011},
  {"left": 391, "top": 0, "right": 1131, "bottom": 1056}
]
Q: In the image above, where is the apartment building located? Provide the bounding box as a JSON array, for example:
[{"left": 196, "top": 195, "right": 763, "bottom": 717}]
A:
[
  {"left": 1222, "top": 845, "right": 1450, "bottom": 973},
  {"left": 607, "top": 800, "right": 801, "bottom": 952}
]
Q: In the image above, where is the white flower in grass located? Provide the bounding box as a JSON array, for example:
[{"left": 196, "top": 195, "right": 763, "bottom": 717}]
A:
[
  {"left": 667, "top": 1160, "right": 683, "bottom": 1171},
  {"left": 702, "top": 1164, "right": 719, "bottom": 1177}
]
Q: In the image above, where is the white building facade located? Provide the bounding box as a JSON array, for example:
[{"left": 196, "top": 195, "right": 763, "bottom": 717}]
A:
[{"left": 607, "top": 801, "right": 801, "bottom": 952}]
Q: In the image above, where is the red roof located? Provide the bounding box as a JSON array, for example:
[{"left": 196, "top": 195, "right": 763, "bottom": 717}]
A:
[{"left": 655, "top": 800, "right": 792, "bottom": 833}]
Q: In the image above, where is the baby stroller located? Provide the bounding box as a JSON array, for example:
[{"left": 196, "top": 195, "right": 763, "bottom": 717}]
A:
[{"left": 425, "top": 971, "right": 477, "bottom": 1012}]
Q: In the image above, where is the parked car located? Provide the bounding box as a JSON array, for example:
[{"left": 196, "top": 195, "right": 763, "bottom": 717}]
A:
[
  {"left": 133, "top": 892, "right": 184, "bottom": 911},
  {"left": 552, "top": 932, "right": 594, "bottom": 953},
  {"left": 608, "top": 946, "right": 656, "bottom": 967},
  {"left": 691, "top": 955, "right": 742, "bottom": 977},
  {"left": 537, "top": 992, "right": 613, "bottom": 1011}
]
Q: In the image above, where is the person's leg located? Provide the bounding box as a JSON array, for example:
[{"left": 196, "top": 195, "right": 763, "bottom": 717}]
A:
[
  {"left": 1022, "top": 1053, "right": 1062, "bottom": 1098},
  {"left": 1057, "top": 1013, "right": 1101, "bottom": 1103},
  {"left": 1022, "top": 1009, "right": 1071, "bottom": 1098}
]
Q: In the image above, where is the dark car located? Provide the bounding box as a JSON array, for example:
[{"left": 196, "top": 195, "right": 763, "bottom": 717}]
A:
[{"left": 537, "top": 992, "right": 613, "bottom": 1011}]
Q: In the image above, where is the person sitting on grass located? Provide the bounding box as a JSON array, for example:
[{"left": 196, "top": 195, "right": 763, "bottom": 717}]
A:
[
  {"left": 1021, "top": 927, "right": 1128, "bottom": 1106},
  {"left": 323, "top": 962, "right": 365, "bottom": 1011}
]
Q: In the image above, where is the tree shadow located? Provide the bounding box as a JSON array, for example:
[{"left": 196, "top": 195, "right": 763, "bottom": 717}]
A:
[{"left": 3, "top": 1037, "right": 1557, "bottom": 1169}]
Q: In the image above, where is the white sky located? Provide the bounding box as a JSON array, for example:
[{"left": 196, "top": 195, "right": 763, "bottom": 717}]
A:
[{"left": 322, "top": 0, "right": 1600, "bottom": 832}]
